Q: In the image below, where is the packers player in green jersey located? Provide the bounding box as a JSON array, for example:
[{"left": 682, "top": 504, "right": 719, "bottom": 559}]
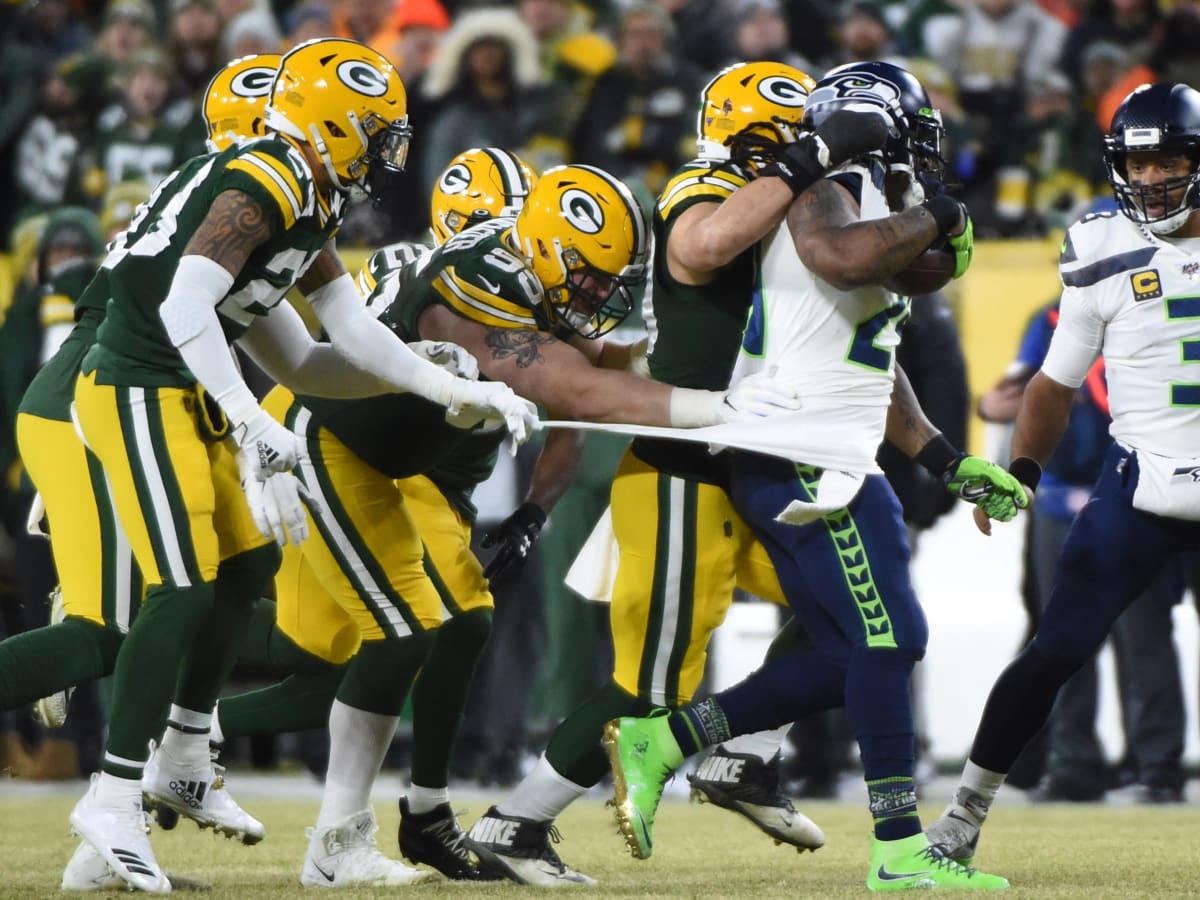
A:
[
  {"left": 464, "top": 61, "right": 893, "bottom": 885},
  {"left": 66, "top": 38, "right": 536, "bottom": 894},
  {"left": 205, "top": 157, "right": 812, "bottom": 888}
]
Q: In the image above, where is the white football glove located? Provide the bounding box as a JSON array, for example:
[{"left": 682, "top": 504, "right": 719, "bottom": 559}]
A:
[
  {"left": 718, "top": 370, "right": 802, "bottom": 423},
  {"left": 444, "top": 379, "right": 539, "bottom": 452},
  {"left": 238, "top": 452, "right": 321, "bottom": 546},
  {"left": 407, "top": 340, "right": 480, "bottom": 381},
  {"left": 231, "top": 407, "right": 306, "bottom": 480}
]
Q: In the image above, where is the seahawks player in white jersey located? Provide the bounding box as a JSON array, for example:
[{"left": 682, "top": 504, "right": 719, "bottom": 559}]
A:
[
  {"left": 927, "top": 81, "right": 1200, "bottom": 872},
  {"left": 604, "top": 62, "right": 1024, "bottom": 892}
]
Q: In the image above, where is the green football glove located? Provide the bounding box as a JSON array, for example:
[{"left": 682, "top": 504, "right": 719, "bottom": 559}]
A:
[
  {"left": 943, "top": 454, "right": 1029, "bottom": 522},
  {"left": 948, "top": 215, "right": 974, "bottom": 279}
]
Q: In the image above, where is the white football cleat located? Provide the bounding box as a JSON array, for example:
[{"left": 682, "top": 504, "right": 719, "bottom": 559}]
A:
[
  {"left": 33, "top": 586, "right": 72, "bottom": 729},
  {"left": 142, "top": 744, "right": 265, "bottom": 844},
  {"left": 61, "top": 840, "right": 125, "bottom": 891},
  {"left": 301, "top": 809, "right": 440, "bottom": 888},
  {"left": 69, "top": 775, "right": 171, "bottom": 894}
]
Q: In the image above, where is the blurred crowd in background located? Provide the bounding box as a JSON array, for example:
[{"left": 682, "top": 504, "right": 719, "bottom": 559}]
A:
[{"left": 1, "top": 0, "right": 1197, "bottom": 799}]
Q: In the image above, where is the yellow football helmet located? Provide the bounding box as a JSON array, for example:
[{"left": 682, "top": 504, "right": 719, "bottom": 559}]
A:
[
  {"left": 265, "top": 38, "right": 412, "bottom": 201},
  {"left": 696, "top": 61, "right": 816, "bottom": 164},
  {"left": 430, "top": 148, "right": 537, "bottom": 246},
  {"left": 203, "top": 53, "right": 281, "bottom": 153},
  {"left": 512, "top": 164, "right": 648, "bottom": 339}
]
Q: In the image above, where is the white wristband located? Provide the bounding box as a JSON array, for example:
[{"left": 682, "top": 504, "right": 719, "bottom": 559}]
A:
[{"left": 668, "top": 387, "right": 723, "bottom": 427}]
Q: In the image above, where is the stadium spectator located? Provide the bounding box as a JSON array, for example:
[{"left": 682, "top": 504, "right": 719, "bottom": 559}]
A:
[
  {"left": 1059, "top": 0, "right": 1163, "bottom": 89},
  {"left": 652, "top": 0, "right": 737, "bottom": 74},
  {"left": 572, "top": 2, "right": 703, "bottom": 197},
  {"left": 221, "top": 8, "right": 285, "bottom": 59},
  {"left": 1150, "top": 0, "right": 1200, "bottom": 88},
  {"left": 168, "top": 0, "right": 224, "bottom": 97},
  {"left": 832, "top": 0, "right": 896, "bottom": 67},
  {"left": 94, "top": 0, "right": 156, "bottom": 69},
  {"left": 284, "top": 3, "right": 336, "bottom": 47},
  {"left": 729, "top": 0, "right": 814, "bottom": 73}
]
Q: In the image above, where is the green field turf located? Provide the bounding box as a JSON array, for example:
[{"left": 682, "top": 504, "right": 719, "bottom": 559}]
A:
[{"left": 1, "top": 786, "right": 1197, "bottom": 897}]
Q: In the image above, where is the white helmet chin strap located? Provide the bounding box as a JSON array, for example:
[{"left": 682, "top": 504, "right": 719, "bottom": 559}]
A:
[{"left": 1148, "top": 206, "right": 1194, "bottom": 235}]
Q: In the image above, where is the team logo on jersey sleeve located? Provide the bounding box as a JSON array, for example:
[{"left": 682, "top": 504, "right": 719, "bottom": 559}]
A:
[{"left": 1130, "top": 269, "right": 1162, "bottom": 301}]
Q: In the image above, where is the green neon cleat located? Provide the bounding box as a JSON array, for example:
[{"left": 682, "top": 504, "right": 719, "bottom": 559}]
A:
[
  {"left": 867, "top": 832, "right": 1008, "bottom": 891},
  {"left": 601, "top": 711, "right": 682, "bottom": 860}
]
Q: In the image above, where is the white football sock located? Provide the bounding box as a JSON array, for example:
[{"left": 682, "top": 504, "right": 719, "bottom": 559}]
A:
[
  {"left": 95, "top": 770, "right": 143, "bottom": 809},
  {"left": 497, "top": 754, "right": 588, "bottom": 822},
  {"left": 209, "top": 702, "right": 224, "bottom": 746},
  {"left": 406, "top": 784, "right": 450, "bottom": 815},
  {"left": 160, "top": 705, "right": 212, "bottom": 768},
  {"left": 960, "top": 760, "right": 1005, "bottom": 808},
  {"left": 719, "top": 725, "right": 791, "bottom": 763},
  {"left": 316, "top": 700, "right": 399, "bottom": 828}
]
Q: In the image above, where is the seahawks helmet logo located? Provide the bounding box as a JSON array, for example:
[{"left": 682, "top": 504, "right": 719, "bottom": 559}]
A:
[
  {"left": 230, "top": 66, "right": 275, "bottom": 98},
  {"left": 757, "top": 76, "right": 808, "bottom": 108},
  {"left": 439, "top": 164, "right": 471, "bottom": 195},
  {"left": 561, "top": 188, "right": 604, "bottom": 234},
  {"left": 337, "top": 60, "right": 388, "bottom": 97},
  {"left": 813, "top": 74, "right": 901, "bottom": 115}
]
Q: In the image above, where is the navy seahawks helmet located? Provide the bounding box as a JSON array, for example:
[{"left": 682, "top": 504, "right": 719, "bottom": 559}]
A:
[
  {"left": 802, "top": 61, "right": 946, "bottom": 190},
  {"left": 1103, "top": 82, "right": 1200, "bottom": 235}
]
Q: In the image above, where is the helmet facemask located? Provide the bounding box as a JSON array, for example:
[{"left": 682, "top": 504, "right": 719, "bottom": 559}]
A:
[
  {"left": 545, "top": 243, "right": 643, "bottom": 340},
  {"left": 343, "top": 112, "right": 412, "bottom": 205},
  {"left": 1105, "top": 143, "right": 1200, "bottom": 236}
]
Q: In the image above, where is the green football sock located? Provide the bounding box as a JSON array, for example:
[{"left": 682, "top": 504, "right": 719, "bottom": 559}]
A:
[
  {"left": 218, "top": 667, "right": 345, "bottom": 740},
  {"left": 174, "top": 544, "right": 279, "bottom": 712},
  {"left": 337, "top": 632, "right": 432, "bottom": 718},
  {"left": 546, "top": 680, "right": 658, "bottom": 788},
  {"left": 409, "top": 607, "right": 491, "bottom": 788},
  {"left": 0, "top": 616, "right": 123, "bottom": 710},
  {"left": 103, "top": 581, "right": 215, "bottom": 776}
]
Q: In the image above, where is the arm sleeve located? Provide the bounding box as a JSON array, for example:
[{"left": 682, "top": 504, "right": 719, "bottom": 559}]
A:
[
  {"left": 1041, "top": 285, "right": 1103, "bottom": 389},
  {"left": 305, "top": 272, "right": 460, "bottom": 406},
  {"left": 237, "top": 301, "right": 393, "bottom": 399},
  {"left": 158, "top": 254, "right": 259, "bottom": 425}
]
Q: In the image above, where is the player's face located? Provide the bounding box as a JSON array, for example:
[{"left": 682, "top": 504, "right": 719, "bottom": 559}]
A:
[{"left": 1125, "top": 151, "right": 1192, "bottom": 218}]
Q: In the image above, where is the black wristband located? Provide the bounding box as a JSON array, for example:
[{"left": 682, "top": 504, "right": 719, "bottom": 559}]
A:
[
  {"left": 1008, "top": 457, "right": 1043, "bottom": 491},
  {"left": 922, "top": 194, "right": 963, "bottom": 238},
  {"left": 914, "top": 433, "right": 960, "bottom": 477},
  {"left": 516, "top": 501, "right": 548, "bottom": 530}
]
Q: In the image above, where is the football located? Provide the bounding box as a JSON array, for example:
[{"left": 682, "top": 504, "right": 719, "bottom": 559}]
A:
[{"left": 884, "top": 244, "right": 956, "bottom": 296}]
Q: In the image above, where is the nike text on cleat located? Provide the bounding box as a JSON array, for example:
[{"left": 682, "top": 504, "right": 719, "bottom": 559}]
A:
[
  {"left": 142, "top": 744, "right": 265, "bottom": 844},
  {"left": 69, "top": 775, "right": 171, "bottom": 894},
  {"left": 301, "top": 809, "right": 440, "bottom": 888},
  {"left": 464, "top": 806, "right": 596, "bottom": 887},
  {"left": 398, "top": 797, "right": 499, "bottom": 881},
  {"left": 867, "top": 832, "right": 1008, "bottom": 892},
  {"left": 601, "top": 712, "right": 679, "bottom": 861},
  {"left": 688, "top": 747, "right": 825, "bottom": 851}
]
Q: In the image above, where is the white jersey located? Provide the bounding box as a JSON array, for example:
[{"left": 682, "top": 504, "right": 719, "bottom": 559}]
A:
[
  {"left": 1045, "top": 211, "right": 1200, "bottom": 460},
  {"left": 728, "top": 161, "right": 907, "bottom": 473}
]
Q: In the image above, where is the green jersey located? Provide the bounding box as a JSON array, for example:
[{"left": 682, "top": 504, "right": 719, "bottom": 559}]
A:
[
  {"left": 83, "top": 134, "right": 345, "bottom": 387},
  {"left": 634, "top": 159, "right": 757, "bottom": 484},
  {"left": 301, "top": 218, "right": 545, "bottom": 522},
  {"left": 18, "top": 263, "right": 106, "bottom": 422}
]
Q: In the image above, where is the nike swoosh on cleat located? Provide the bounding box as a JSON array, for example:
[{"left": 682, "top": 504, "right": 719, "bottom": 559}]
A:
[
  {"left": 311, "top": 861, "right": 336, "bottom": 883},
  {"left": 876, "top": 865, "right": 932, "bottom": 882},
  {"left": 946, "top": 810, "right": 976, "bottom": 826}
]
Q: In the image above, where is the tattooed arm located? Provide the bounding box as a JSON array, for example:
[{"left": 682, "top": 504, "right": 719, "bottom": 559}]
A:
[
  {"left": 415, "top": 303, "right": 678, "bottom": 424},
  {"left": 884, "top": 364, "right": 942, "bottom": 458},
  {"left": 786, "top": 179, "right": 943, "bottom": 290},
  {"left": 182, "top": 189, "right": 273, "bottom": 275}
]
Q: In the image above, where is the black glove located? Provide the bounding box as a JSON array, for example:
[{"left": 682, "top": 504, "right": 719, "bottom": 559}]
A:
[
  {"left": 760, "top": 108, "right": 891, "bottom": 196},
  {"left": 481, "top": 502, "right": 547, "bottom": 581}
]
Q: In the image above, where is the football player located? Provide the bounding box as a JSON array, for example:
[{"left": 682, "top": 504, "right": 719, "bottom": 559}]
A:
[
  {"left": 602, "top": 62, "right": 1021, "bottom": 891},
  {"left": 67, "top": 38, "right": 535, "bottom": 894},
  {"left": 208, "top": 159, "right": 812, "bottom": 888},
  {"left": 2, "top": 54, "right": 279, "bottom": 891},
  {"left": 463, "top": 61, "right": 892, "bottom": 886},
  {"left": 926, "top": 81, "right": 1200, "bottom": 871}
]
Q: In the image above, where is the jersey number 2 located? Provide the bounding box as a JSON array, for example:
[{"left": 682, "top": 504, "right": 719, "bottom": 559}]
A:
[{"left": 847, "top": 301, "right": 909, "bottom": 372}]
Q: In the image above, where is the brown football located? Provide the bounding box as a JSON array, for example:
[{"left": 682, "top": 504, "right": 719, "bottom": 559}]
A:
[{"left": 884, "top": 245, "right": 956, "bottom": 296}]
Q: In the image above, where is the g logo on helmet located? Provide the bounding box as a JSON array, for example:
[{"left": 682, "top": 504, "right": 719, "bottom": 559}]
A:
[
  {"left": 439, "top": 164, "right": 471, "bottom": 195},
  {"left": 561, "top": 189, "right": 604, "bottom": 234},
  {"left": 757, "top": 76, "right": 808, "bottom": 108},
  {"left": 336, "top": 60, "right": 388, "bottom": 97},
  {"left": 231, "top": 66, "right": 275, "bottom": 98}
]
